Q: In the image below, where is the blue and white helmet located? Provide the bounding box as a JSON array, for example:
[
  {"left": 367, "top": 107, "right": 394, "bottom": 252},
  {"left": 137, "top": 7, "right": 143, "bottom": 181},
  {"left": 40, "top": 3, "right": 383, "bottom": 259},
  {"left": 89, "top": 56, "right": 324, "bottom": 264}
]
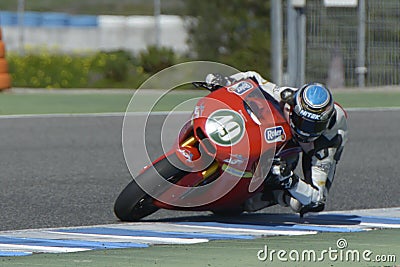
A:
[{"left": 290, "top": 83, "right": 335, "bottom": 142}]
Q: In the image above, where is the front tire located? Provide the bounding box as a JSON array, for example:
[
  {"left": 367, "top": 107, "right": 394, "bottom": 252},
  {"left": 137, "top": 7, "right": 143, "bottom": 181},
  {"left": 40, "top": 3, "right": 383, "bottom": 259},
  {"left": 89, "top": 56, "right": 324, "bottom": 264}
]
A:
[{"left": 114, "top": 154, "right": 186, "bottom": 221}]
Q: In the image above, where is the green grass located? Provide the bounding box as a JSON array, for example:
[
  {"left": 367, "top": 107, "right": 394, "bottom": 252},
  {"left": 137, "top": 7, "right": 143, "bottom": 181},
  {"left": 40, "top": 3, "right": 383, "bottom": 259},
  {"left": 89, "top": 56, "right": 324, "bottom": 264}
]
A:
[
  {"left": 1, "top": 229, "right": 399, "bottom": 267},
  {"left": 0, "top": 91, "right": 207, "bottom": 115},
  {"left": 0, "top": 93, "right": 131, "bottom": 115},
  {"left": 0, "top": 90, "right": 399, "bottom": 116},
  {"left": 332, "top": 91, "right": 400, "bottom": 108}
]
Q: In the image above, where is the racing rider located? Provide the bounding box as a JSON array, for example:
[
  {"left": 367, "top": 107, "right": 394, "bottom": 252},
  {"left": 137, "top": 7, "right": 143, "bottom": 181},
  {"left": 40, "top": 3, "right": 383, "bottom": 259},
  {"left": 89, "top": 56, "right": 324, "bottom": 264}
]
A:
[{"left": 206, "top": 71, "right": 348, "bottom": 216}]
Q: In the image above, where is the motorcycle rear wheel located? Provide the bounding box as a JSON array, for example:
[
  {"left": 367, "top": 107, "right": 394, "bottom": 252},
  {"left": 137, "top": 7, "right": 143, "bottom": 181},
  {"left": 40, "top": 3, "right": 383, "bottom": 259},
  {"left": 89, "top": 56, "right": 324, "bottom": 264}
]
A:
[{"left": 114, "top": 154, "right": 186, "bottom": 221}]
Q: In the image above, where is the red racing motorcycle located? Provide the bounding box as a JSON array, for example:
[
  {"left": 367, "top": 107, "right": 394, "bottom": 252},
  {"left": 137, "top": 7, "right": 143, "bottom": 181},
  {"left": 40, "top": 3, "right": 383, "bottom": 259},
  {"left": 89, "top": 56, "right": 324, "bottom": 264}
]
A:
[{"left": 114, "top": 78, "right": 301, "bottom": 221}]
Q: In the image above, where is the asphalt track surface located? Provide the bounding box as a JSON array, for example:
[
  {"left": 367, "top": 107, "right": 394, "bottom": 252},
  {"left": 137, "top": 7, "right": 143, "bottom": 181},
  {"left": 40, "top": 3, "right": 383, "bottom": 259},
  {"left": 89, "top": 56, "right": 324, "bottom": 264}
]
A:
[{"left": 0, "top": 110, "right": 399, "bottom": 231}]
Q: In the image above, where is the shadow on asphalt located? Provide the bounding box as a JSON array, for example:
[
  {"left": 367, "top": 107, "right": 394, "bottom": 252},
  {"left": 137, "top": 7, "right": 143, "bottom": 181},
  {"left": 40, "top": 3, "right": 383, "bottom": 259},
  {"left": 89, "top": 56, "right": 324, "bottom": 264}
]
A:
[{"left": 143, "top": 212, "right": 365, "bottom": 226}]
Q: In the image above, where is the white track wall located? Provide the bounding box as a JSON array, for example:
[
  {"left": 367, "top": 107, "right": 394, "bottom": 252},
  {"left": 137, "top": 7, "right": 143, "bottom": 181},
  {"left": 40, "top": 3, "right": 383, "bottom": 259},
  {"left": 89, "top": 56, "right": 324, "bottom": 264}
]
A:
[{"left": 1, "top": 15, "right": 188, "bottom": 54}]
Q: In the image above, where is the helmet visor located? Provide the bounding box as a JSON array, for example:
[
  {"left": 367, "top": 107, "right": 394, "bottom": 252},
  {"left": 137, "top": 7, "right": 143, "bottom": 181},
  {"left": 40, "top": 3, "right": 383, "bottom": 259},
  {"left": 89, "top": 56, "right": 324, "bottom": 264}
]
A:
[{"left": 291, "top": 111, "right": 329, "bottom": 137}]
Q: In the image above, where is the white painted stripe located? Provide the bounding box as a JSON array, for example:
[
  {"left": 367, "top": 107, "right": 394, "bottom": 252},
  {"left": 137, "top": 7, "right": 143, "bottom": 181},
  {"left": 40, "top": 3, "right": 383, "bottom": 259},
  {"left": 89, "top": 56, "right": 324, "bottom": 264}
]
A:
[
  {"left": 45, "top": 231, "right": 209, "bottom": 245},
  {"left": 4, "top": 232, "right": 144, "bottom": 244},
  {"left": 0, "top": 111, "right": 192, "bottom": 119},
  {"left": 0, "top": 244, "right": 90, "bottom": 253},
  {"left": 0, "top": 113, "right": 124, "bottom": 119},
  {"left": 320, "top": 207, "right": 400, "bottom": 218},
  {"left": 346, "top": 107, "right": 400, "bottom": 112},
  {"left": 124, "top": 111, "right": 192, "bottom": 116},
  {"left": 107, "top": 223, "right": 255, "bottom": 236},
  {"left": 360, "top": 222, "right": 400, "bottom": 229},
  {"left": 176, "top": 224, "right": 317, "bottom": 236},
  {"left": 0, "top": 113, "right": 126, "bottom": 119},
  {"left": 0, "top": 106, "right": 399, "bottom": 119}
]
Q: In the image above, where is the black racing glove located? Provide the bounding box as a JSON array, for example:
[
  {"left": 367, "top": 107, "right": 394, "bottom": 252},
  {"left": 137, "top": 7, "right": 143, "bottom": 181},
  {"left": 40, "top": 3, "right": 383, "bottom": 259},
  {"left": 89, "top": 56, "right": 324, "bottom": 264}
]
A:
[
  {"left": 280, "top": 88, "right": 296, "bottom": 106},
  {"left": 299, "top": 201, "right": 325, "bottom": 217},
  {"left": 270, "top": 158, "right": 299, "bottom": 190},
  {"left": 205, "top": 73, "right": 234, "bottom": 91}
]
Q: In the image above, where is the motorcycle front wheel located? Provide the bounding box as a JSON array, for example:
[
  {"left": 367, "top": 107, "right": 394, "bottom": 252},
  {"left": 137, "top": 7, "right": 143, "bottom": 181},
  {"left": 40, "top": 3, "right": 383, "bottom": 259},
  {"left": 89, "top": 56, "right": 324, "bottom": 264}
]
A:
[{"left": 114, "top": 154, "right": 186, "bottom": 221}]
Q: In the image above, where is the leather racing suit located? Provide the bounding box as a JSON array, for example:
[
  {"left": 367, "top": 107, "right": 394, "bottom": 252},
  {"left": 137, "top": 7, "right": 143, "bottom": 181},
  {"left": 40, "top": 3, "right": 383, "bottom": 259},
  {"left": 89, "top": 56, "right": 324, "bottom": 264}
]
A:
[{"left": 228, "top": 71, "right": 348, "bottom": 214}]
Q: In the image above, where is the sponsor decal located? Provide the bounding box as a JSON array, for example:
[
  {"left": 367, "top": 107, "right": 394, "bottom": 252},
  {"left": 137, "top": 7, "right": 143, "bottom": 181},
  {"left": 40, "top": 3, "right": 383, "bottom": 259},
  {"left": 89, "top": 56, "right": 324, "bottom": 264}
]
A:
[
  {"left": 192, "top": 104, "right": 205, "bottom": 119},
  {"left": 222, "top": 164, "right": 253, "bottom": 178},
  {"left": 299, "top": 109, "right": 322, "bottom": 120},
  {"left": 265, "top": 126, "right": 286, "bottom": 143},
  {"left": 205, "top": 109, "right": 245, "bottom": 147},
  {"left": 228, "top": 81, "right": 254, "bottom": 95},
  {"left": 177, "top": 148, "right": 194, "bottom": 162},
  {"left": 317, "top": 162, "right": 332, "bottom": 172},
  {"left": 223, "top": 154, "right": 247, "bottom": 165}
]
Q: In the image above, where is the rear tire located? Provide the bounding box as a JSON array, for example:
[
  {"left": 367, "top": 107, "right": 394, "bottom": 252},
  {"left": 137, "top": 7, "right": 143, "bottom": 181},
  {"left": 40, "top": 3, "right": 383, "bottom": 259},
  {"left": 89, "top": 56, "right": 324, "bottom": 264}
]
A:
[{"left": 114, "top": 154, "right": 186, "bottom": 221}]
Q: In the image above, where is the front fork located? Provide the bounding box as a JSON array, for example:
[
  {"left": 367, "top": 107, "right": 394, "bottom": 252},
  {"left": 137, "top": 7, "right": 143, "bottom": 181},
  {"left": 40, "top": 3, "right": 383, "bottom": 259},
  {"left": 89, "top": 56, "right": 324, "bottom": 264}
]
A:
[{"left": 175, "top": 135, "right": 220, "bottom": 185}]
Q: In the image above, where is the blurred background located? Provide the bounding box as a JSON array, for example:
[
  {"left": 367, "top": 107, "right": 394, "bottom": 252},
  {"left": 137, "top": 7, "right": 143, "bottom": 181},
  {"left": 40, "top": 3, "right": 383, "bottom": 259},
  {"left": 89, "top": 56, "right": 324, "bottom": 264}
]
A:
[{"left": 0, "top": 0, "right": 399, "bottom": 89}]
